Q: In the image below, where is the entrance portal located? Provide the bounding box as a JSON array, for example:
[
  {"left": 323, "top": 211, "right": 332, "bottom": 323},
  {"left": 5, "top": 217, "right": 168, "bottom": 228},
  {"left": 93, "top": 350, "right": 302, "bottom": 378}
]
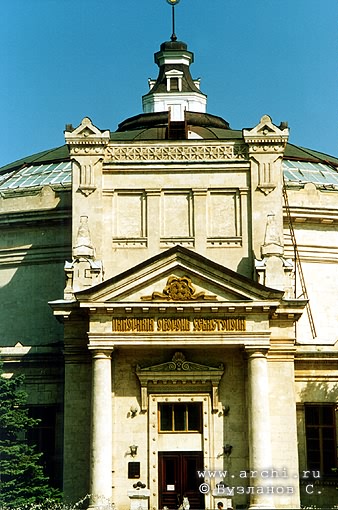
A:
[{"left": 159, "top": 451, "right": 204, "bottom": 509}]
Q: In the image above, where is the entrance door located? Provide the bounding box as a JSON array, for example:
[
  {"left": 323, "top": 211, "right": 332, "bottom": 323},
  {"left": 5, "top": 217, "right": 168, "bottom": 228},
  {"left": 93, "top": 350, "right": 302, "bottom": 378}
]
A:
[{"left": 159, "top": 452, "right": 204, "bottom": 509}]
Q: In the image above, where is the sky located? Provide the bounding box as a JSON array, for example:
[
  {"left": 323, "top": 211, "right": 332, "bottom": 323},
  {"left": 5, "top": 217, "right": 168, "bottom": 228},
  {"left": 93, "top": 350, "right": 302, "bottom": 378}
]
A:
[{"left": 0, "top": 0, "right": 337, "bottom": 168}]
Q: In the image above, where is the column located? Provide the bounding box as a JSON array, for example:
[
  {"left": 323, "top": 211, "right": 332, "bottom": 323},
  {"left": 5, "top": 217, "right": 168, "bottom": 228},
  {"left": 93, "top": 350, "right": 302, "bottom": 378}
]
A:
[
  {"left": 246, "top": 348, "right": 275, "bottom": 510},
  {"left": 88, "top": 349, "right": 113, "bottom": 509}
]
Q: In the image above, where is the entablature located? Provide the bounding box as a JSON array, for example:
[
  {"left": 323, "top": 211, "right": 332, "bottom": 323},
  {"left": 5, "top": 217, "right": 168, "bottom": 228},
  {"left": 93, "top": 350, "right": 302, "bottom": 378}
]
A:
[
  {"left": 87, "top": 331, "right": 271, "bottom": 349},
  {"left": 270, "top": 299, "right": 308, "bottom": 322},
  {"left": 80, "top": 300, "right": 281, "bottom": 316}
]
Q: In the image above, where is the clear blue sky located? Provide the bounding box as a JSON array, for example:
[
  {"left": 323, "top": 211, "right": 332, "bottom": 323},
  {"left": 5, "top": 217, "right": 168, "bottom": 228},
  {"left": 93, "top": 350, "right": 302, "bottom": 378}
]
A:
[{"left": 0, "top": 0, "right": 337, "bottom": 168}]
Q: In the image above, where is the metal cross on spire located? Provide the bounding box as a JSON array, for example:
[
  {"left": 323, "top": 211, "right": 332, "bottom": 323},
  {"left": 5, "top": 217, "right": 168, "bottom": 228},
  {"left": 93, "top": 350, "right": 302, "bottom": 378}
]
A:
[{"left": 166, "top": 0, "right": 181, "bottom": 42}]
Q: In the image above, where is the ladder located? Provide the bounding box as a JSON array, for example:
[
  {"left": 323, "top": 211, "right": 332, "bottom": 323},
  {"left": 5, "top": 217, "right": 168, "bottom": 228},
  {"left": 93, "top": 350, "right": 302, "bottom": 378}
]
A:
[{"left": 282, "top": 182, "right": 317, "bottom": 339}]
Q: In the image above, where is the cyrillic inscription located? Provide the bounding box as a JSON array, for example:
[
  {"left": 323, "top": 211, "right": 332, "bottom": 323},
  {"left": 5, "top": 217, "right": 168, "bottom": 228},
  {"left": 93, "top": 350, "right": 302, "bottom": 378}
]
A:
[
  {"left": 112, "top": 318, "right": 155, "bottom": 332},
  {"left": 157, "top": 318, "right": 190, "bottom": 332},
  {"left": 112, "top": 317, "right": 246, "bottom": 333},
  {"left": 193, "top": 318, "right": 246, "bottom": 332}
]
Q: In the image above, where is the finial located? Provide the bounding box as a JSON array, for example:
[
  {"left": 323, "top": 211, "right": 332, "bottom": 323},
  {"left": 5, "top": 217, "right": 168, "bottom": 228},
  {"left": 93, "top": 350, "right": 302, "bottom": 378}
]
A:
[{"left": 166, "top": 0, "right": 181, "bottom": 42}]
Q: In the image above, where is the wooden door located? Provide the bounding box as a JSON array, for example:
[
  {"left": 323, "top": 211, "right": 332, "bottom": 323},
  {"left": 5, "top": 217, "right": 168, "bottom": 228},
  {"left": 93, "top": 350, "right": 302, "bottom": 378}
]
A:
[{"left": 159, "top": 451, "right": 204, "bottom": 509}]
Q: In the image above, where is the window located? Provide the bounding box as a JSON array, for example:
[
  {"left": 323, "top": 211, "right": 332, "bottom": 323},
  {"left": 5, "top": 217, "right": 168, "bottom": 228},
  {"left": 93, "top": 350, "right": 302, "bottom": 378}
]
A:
[
  {"left": 28, "top": 406, "right": 60, "bottom": 487},
  {"left": 159, "top": 403, "right": 202, "bottom": 432},
  {"left": 170, "top": 78, "right": 179, "bottom": 91},
  {"left": 305, "top": 404, "right": 337, "bottom": 476}
]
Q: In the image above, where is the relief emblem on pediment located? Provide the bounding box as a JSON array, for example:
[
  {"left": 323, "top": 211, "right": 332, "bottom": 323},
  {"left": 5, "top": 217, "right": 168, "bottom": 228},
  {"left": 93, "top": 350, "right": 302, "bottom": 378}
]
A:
[{"left": 141, "top": 275, "right": 216, "bottom": 301}]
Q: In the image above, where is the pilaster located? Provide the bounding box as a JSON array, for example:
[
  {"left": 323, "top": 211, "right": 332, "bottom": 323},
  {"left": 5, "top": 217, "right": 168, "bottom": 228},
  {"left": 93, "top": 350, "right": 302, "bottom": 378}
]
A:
[
  {"left": 62, "top": 312, "right": 91, "bottom": 503},
  {"left": 64, "top": 118, "right": 108, "bottom": 297},
  {"left": 243, "top": 115, "right": 289, "bottom": 263}
]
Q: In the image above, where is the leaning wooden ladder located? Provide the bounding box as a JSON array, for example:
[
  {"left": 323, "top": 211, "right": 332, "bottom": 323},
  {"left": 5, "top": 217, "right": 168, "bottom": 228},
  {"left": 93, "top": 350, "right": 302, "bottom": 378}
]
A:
[{"left": 282, "top": 181, "right": 317, "bottom": 339}]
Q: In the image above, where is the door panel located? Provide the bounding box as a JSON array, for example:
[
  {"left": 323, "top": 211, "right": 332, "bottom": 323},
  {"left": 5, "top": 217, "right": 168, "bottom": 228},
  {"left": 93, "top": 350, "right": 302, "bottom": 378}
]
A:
[
  {"left": 159, "top": 452, "right": 204, "bottom": 509},
  {"left": 159, "top": 454, "right": 181, "bottom": 509}
]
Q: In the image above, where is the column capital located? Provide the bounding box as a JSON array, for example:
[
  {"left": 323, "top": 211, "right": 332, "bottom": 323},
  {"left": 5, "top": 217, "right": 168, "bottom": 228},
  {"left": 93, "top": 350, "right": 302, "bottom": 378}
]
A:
[
  {"left": 88, "top": 347, "right": 114, "bottom": 359},
  {"left": 245, "top": 346, "right": 269, "bottom": 359}
]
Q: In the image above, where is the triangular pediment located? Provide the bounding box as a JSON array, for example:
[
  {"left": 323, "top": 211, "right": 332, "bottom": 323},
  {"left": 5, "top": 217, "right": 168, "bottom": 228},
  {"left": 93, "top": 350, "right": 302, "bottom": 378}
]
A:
[
  {"left": 165, "top": 69, "right": 183, "bottom": 76},
  {"left": 243, "top": 114, "right": 289, "bottom": 140},
  {"left": 64, "top": 117, "right": 110, "bottom": 140},
  {"left": 75, "top": 246, "right": 283, "bottom": 305}
]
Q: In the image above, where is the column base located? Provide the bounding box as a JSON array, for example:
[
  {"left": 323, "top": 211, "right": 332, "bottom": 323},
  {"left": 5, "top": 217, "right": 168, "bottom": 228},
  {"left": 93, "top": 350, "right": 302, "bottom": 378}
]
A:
[
  {"left": 87, "top": 504, "right": 113, "bottom": 510},
  {"left": 87, "top": 496, "right": 114, "bottom": 510},
  {"left": 248, "top": 505, "right": 276, "bottom": 510},
  {"left": 87, "top": 507, "right": 112, "bottom": 510}
]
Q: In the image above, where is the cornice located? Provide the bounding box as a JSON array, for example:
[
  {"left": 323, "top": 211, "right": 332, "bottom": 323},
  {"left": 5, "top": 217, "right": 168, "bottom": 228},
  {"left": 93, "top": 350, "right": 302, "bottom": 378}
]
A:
[
  {"left": 0, "top": 208, "right": 71, "bottom": 226},
  {"left": 283, "top": 206, "right": 338, "bottom": 225},
  {"left": 283, "top": 241, "right": 338, "bottom": 263},
  {"left": 0, "top": 244, "right": 71, "bottom": 266}
]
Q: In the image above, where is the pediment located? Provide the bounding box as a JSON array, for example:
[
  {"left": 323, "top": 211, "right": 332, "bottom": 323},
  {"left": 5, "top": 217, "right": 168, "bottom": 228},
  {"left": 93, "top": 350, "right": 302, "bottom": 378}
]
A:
[
  {"left": 243, "top": 114, "right": 289, "bottom": 139},
  {"left": 136, "top": 351, "right": 225, "bottom": 411},
  {"left": 165, "top": 69, "right": 183, "bottom": 76},
  {"left": 137, "top": 351, "right": 224, "bottom": 374},
  {"left": 76, "top": 246, "right": 283, "bottom": 305},
  {"left": 65, "top": 117, "right": 110, "bottom": 140}
]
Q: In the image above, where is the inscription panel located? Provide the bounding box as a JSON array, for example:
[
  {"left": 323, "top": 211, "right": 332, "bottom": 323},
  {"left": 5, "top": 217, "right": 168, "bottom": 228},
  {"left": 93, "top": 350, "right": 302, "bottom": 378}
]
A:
[{"left": 111, "top": 316, "right": 246, "bottom": 333}]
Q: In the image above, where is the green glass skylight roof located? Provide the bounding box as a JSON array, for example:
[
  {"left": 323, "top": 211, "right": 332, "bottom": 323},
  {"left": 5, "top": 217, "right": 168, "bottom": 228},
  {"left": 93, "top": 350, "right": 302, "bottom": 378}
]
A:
[
  {"left": 283, "top": 160, "right": 338, "bottom": 188},
  {"left": 1, "top": 158, "right": 338, "bottom": 192},
  {"left": 0, "top": 162, "right": 71, "bottom": 191}
]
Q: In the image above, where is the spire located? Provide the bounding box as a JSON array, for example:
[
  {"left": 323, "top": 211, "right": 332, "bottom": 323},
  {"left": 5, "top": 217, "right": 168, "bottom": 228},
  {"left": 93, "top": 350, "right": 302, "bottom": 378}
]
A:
[
  {"left": 142, "top": 1, "right": 207, "bottom": 120},
  {"left": 166, "top": 0, "right": 180, "bottom": 42}
]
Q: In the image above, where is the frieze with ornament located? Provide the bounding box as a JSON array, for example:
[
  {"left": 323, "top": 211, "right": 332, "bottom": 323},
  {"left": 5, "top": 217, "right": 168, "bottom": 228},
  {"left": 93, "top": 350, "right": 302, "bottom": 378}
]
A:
[
  {"left": 105, "top": 143, "right": 248, "bottom": 162},
  {"left": 68, "top": 145, "right": 107, "bottom": 156}
]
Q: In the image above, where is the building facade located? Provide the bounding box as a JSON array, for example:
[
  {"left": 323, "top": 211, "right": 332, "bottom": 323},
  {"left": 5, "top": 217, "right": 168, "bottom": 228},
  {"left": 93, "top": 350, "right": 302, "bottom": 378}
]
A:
[{"left": 0, "top": 36, "right": 338, "bottom": 510}]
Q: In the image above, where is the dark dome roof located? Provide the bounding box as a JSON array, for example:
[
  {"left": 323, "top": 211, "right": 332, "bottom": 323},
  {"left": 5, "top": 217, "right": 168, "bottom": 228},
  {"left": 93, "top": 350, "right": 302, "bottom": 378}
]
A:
[
  {"left": 1, "top": 114, "right": 338, "bottom": 192},
  {"left": 117, "top": 111, "right": 230, "bottom": 132},
  {"left": 159, "top": 40, "right": 188, "bottom": 51}
]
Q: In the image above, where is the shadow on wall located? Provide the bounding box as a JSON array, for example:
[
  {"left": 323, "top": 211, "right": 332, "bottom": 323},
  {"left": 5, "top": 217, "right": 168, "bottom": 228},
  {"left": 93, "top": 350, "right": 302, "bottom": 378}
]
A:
[
  {"left": 0, "top": 244, "right": 69, "bottom": 348},
  {"left": 237, "top": 256, "right": 254, "bottom": 280}
]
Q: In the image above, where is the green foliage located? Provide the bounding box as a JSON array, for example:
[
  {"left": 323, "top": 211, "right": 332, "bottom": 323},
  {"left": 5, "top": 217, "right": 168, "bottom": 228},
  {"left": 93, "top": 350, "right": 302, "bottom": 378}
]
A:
[
  {"left": 0, "top": 364, "right": 61, "bottom": 508},
  {"left": 0, "top": 497, "right": 91, "bottom": 510}
]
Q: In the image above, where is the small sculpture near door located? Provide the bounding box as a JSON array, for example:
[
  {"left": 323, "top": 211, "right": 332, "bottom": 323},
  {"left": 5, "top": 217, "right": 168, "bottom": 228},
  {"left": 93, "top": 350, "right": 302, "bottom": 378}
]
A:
[{"left": 178, "top": 495, "right": 190, "bottom": 510}]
